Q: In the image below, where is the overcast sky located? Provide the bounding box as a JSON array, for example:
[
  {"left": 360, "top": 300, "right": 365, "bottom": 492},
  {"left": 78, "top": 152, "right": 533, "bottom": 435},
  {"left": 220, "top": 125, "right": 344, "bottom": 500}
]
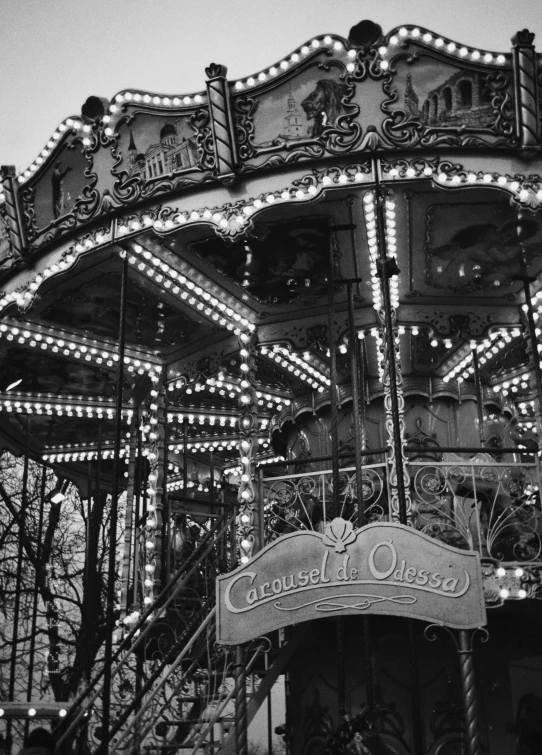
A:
[{"left": 1, "top": 0, "right": 541, "bottom": 171}]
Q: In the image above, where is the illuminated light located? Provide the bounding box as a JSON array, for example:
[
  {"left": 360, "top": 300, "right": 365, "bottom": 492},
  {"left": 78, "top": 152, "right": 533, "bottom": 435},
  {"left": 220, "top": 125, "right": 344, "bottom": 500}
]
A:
[
  {"left": 389, "top": 35, "right": 398, "bottom": 44},
  {"left": 497, "top": 54, "right": 506, "bottom": 63},
  {"left": 235, "top": 81, "right": 244, "bottom": 90},
  {"left": 380, "top": 60, "right": 389, "bottom": 69},
  {"left": 346, "top": 62, "right": 356, "bottom": 72},
  {"left": 240, "top": 556, "right": 249, "bottom": 564},
  {"left": 471, "top": 50, "right": 480, "bottom": 60},
  {"left": 520, "top": 189, "right": 529, "bottom": 200},
  {"left": 498, "top": 175, "right": 507, "bottom": 186},
  {"left": 515, "top": 568, "right": 524, "bottom": 577},
  {"left": 435, "top": 38, "right": 444, "bottom": 47},
  {"left": 483, "top": 173, "right": 492, "bottom": 183},
  {"left": 423, "top": 166, "right": 433, "bottom": 176},
  {"left": 484, "top": 53, "right": 492, "bottom": 62},
  {"left": 447, "top": 42, "right": 456, "bottom": 52},
  {"left": 497, "top": 566, "right": 506, "bottom": 577},
  {"left": 499, "top": 588, "right": 509, "bottom": 599},
  {"left": 59, "top": 709, "right": 67, "bottom": 718},
  {"left": 28, "top": 708, "right": 37, "bottom": 717},
  {"left": 247, "top": 77, "right": 255, "bottom": 86},
  {"left": 333, "top": 41, "right": 343, "bottom": 50}
]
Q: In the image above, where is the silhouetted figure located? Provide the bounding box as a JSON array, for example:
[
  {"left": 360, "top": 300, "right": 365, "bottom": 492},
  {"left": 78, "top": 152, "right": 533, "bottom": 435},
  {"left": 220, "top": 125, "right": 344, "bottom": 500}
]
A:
[{"left": 18, "top": 727, "right": 54, "bottom": 755}]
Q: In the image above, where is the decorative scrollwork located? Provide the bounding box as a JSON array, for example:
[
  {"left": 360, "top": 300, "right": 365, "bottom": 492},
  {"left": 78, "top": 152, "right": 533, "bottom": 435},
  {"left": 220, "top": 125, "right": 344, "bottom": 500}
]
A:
[{"left": 412, "top": 458, "right": 542, "bottom": 560}]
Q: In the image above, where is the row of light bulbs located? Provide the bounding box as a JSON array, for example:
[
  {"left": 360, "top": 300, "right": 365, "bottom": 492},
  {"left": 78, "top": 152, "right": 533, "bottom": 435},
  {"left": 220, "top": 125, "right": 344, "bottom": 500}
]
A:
[
  {"left": 112, "top": 91, "right": 204, "bottom": 111},
  {"left": 377, "top": 26, "right": 507, "bottom": 70},
  {"left": 0, "top": 319, "right": 159, "bottom": 377},
  {"left": 260, "top": 345, "right": 330, "bottom": 391},
  {"left": 128, "top": 245, "right": 254, "bottom": 333},
  {"left": 386, "top": 162, "right": 542, "bottom": 207},
  {"left": 234, "top": 36, "right": 346, "bottom": 90}
]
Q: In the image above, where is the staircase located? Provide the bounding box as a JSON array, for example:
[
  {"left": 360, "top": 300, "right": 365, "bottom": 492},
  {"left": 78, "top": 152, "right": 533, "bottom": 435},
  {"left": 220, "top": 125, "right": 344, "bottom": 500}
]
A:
[{"left": 55, "top": 509, "right": 298, "bottom": 754}]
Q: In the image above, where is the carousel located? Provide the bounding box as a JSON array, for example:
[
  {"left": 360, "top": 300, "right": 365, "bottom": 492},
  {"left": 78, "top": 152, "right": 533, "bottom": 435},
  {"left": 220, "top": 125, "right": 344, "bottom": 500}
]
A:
[{"left": 1, "top": 17, "right": 542, "bottom": 755}]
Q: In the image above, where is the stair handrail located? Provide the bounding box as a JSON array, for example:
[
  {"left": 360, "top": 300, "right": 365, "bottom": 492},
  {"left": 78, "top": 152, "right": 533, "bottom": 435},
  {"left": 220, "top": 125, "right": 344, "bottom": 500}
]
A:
[
  {"left": 55, "top": 509, "right": 236, "bottom": 749},
  {"left": 108, "top": 605, "right": 217, "bottom": 755}
]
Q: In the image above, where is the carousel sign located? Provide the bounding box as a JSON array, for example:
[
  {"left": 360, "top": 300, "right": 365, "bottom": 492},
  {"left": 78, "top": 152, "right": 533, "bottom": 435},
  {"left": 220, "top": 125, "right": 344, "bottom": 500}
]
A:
[{"left": 216, "top": 519, "right": 486, "bottom": 644}]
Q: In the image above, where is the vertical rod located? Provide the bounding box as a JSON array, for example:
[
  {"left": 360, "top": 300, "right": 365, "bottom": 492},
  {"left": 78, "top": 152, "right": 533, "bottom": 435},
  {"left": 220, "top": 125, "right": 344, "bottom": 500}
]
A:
[
  {"left": 359, "top": 337, "right": 367, "bottom": 450},
  {"left": 372, "top": 159, "right": 408, "bottom": 523},
  {"left": 7, "top": 416, "right": 30, "bottom": 753},
  {"left": 407, "top": 620, "right": 424, "bottom": 753},
  {"left": 458, "top": 630, "right": 483, "bottom": 755},
  {"left": 26, "top": 461, "right": 47, "bottom": 706},
  {"left": 132, "top": 415, "right": 142, "bottom": 606},
  {"left": 163, "top": 389, "right": 171, "bottom": 585},
  {"left": 235, "top": 645, "right": 248, "bottom": 755},
  {"left": 523, "top": 279, "right": 542, "bottom": 422},
  {"left": 102, "top": 250, "right": 129, "bottom": 752},
  {"left": 346, "top": 281, "right": 365, "bottom": 527},
  {"left": 337, "top": 617, "right": 347, "bottom": 717},
  {"left": 183, "top": 417, "right": 188, "bottom": 493},
  {"left": 363, "top": 617, "right": 375, "bottom": 709},
  {"left": 258, "top": 468, "right": 265, "bottom": 549},
  {"left": 471, "top": 346, "right": 485, "bottom": 446},
  {"left": 265, "top": 651, "right": 273, "bottom": 755},
  {"left": 327, "top": 237, "right": 341, "bottom": 517}
]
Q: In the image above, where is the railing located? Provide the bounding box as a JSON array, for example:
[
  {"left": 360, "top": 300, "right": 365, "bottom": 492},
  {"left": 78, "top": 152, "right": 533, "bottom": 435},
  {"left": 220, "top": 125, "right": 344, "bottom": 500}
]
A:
[
  {"left": 56, "top": 508, "right": 237, "bottom": 754},
  {"left": 411, "top": 454, "right": 542, "bottom": 561},
  {"left": 261, "top": 449, "right": 542, "bottom": 562}
]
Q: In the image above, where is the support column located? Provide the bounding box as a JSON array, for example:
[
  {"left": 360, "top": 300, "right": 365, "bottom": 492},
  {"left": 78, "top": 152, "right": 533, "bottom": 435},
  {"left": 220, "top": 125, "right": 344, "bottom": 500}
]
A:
[
  {"left": 237, "top": 330, "right": 260, "bottom": 560},
  {"left": 235, "top": 645, "right": 248, "bottom": 755},
  {"left": 102, "top": 249, "right": 129, "bottom": 753},
  {"left": 457, "top": 630, "right": 484, "bottom": 755},
  {"left": 471, "top": 344, "right": 486, "bottom": 446},
  {"left": 370, "top": 160, "right": 412, "bottom": 524}
]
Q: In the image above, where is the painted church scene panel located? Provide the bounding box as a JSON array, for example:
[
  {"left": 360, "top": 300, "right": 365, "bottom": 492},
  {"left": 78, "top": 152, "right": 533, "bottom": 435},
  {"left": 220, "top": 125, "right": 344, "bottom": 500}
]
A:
[{"left": 114, "top": 113, "right": 200, "bottom": 187}]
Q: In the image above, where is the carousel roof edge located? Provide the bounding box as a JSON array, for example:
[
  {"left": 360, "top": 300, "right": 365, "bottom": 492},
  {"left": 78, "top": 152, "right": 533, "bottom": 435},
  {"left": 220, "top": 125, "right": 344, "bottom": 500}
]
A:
[{"left": 1, "top": 21, "right": 535, "bottom": 188}]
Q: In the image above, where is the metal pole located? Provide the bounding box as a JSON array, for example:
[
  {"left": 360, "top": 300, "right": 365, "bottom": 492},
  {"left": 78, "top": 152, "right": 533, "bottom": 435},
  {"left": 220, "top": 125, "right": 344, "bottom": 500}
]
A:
[
  {"left": 344, "top": 279, "right": 365, "bottom": 526},
  {"left": 457, "top": 630, "right": 483, "bottom": 755},
  {"left": 327, "top": 237, "right": 341, "bottom": 518},
  {"left": 26, "top": 461, "right": 47, "bottom": 709},
  {"left": 471, "top": 347, "right": 486, "bottom": 446},
  {"left": 265, "top": 652, "right": 273, "bottom": 755},
  {"left": 7, "top": 415, "right": 30, "bottom": 754},
  {"left": 235, "top": 645, "right": 248, "bottom": 755},
  {"left": 522, "top": 278, "right": 542, "bottom": 421},
  {"left": 372, "top": 160, "right": 408, "bottom": 524},
  {"left": 337, "top": 618, "right": 347, "bottom": 717},
  {"left": 102, "top": 250, "right": 129, "bottom": 753}
]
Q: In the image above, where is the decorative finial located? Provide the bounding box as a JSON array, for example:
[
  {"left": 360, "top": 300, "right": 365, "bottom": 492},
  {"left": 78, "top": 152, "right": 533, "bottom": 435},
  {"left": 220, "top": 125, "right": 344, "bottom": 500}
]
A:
[{"left": 348, "top": 20, "right": 383, "bottom": 48}]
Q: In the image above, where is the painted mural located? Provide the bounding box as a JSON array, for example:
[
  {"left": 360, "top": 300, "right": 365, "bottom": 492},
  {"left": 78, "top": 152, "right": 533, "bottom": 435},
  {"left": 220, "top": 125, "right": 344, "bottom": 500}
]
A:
[
  {"left": 252, "top": 75, "right": 350, "bottom": 147},
  {"left": 191, "top": 219, "right": 336, "bottom": 304},
  {"left": 28, "top": 143, "right": 91, "bottom": 231},
  {"left": 390, "top": 55, "right": 514, "bottom": 143},
  {"left": 425, "top": 203, "right": 542, "bottom": 291},
  {"left": 115, "top": 114, "right": 199, "bottom": 186}
]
